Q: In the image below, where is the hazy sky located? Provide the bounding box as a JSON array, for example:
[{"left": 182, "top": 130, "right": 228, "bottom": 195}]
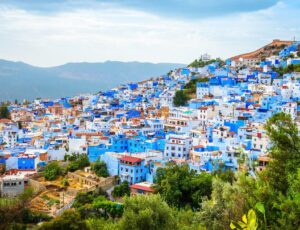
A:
[{"left": 0, "top": 0, "right": 299, "bottom": 67}]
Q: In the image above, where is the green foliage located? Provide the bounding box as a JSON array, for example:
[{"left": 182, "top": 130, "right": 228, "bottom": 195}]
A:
[
  {"left": 273, "top": 63, "right": 300, "bottom": 76},
  {"left": 212, "top": 168, "right": 235, "bottom": 184},
  {"left": 61, "top": 178, "right": 69, "bottom": 187},
  {"left": 197, "top": 175, "right": 258, "bottom": 230},
  {"left": 265, "top": 112, "right": 300, "bottom": 194},
  {"left": 43, "top": 162, "right": 62, "bottom": 181},
  {"left": 86, "top": 218, "right": 119, "bottom": 230},
  {"left": 21, "top": 208, "right": 52, "bottom": 224},
  {"left": 155, "top": 164, "right": 212, "bottom": 209},
  {"left": 92, "top": 196, "right": 124, "bottom": 218},
  {"left": 184, "top": 77, "right": 209, "bottom": 95},
  {"left": 188, "top": 58, "right": 225, "bottom": 68},
  {"left": 0, "top": 105, "right": 10, "bottom": 119},
  {"left": 230, "top": 209, "right": 258, "bottom": 230},
  {"left": 173, "top": 90, "right": 190, "bottom": 107},
  {"left": 73, "top": 190, "right": 106, "bottom": 209},
  {"left": 119, "top": 194, "right": 177, "bottom": 230},
  {"left": 173, "top": 77, "right": 209, "bottom": 107},
  {"left": 112, "top": 181, "right": 130, "bottom": 198},
  {"left": 91, "top": 160, "right": 109, "bottom": 177},
  {"left": 66, "top": 154, "right": 90, "bottom": 172},
  {"left": 39, "top": 210, "right": 88, "bottom": 230},
  {"left": 0, "top": 188, "right": 35, "bottom": 229}
]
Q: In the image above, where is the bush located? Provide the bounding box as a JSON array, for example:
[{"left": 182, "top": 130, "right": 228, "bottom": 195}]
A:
[
  {"left": 112, "top": 181, "right": 130, "bottom": 198},
  {"left": 44, "top": 162, "right": 62, "bottom": 181},
  {"left": 66, "top": 154, "right": 89, "bottom": 172},
  {"left": 91, "top": 160, "right": 109, "bottom": 177},
  {"left": 39, "top": 210, "right": 88, "bottom": 230},
  {"left": 173, "top": 90, "right": 190, "bottom": 107}
]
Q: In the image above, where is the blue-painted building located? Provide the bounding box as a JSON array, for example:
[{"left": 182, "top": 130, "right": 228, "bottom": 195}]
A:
[
  {"left": 109, "top": 135, "right": 128, "bottom": 152},
  {"left": 119, "top": 156, "right": 149, "bottom": 184},
  {"left": 18, "top": 156, "right": 36, "bottom": 170},
  {"left": 88, "top": 144, "right": 108, "bottom": 162}
]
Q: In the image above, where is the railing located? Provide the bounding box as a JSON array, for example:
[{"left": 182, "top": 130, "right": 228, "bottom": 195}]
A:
[{"left": 55, "top": 198, "right": 75, "bottom": 216}]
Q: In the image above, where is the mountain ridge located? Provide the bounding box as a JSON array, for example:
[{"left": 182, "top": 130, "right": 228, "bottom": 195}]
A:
[{"left": 0, "top": 59, "right": 185, "bottom": 101}]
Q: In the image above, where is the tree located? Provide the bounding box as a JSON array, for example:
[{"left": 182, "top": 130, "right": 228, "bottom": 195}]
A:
[
  {"left": 39, "top": 210, "right": 88, "bottom": 230},
  {"left": 92, "top": 196, "right": 124, "bottom": 219},
  {"left": 18, "top": 121, "right": 23, "bottom": 130},
  {"left": 66, "top": 154, "right": 90, "bottom": 172},
  {"left": 112, "top": 181, "right": 130, "bottom": 197},
  {"left": 155, "top": 164, "right": 212, "bottom": 209},
  {"left": 119, "top": 194, "right": 177, "bottom": 230},
  {"left": 212, "top": 168, "right": 235, "bottom": 184},
  {"left": 86, "top": 218, "right": 119, "bottom": 230},
  {"left": 91, "top": 160, "right": 109, "bottom": 177},
  {"left": 173, "top": 90, "right": 190, "bottom": 107},
  {"left": 265, "top": 112, "right": 300, "bottom": 194},
  {"left": 0, "top": 188, "right": 34, "bottom": 229},
  {"left": 44, "top": 162, "right": 62, "bottom": 181},
  {"left": 0, "top": 105, "right": 10, "bottom": 119}
]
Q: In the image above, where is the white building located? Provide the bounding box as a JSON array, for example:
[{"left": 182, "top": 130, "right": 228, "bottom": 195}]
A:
[
  {"left": 68, "top": 137, "right": 87, "bottom": 154},
  {"left": 3, "top": 129, "right": 18, "bottom": 147},
  {"left": 164, "top": 134, "right": 192, "bottom": 160},
  {"left": 0, "top": 173, "right": 29, "bottom": 197},
  {"left": 196, "top": 83, "right": 209, "bottom": 99}
]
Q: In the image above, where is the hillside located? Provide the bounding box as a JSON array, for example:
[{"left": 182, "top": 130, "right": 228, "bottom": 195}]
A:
[
  {"left": 230, "top": 39, "right": 293, "bottom": 61},
  {"left": 0, "top": 60, "right": 185, "bottom": 101}
]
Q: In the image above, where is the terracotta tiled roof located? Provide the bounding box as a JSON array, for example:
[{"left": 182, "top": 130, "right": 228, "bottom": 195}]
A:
[
  {"left": 120, "top": 156, "right": 142, "bottom": 163},
  {"left": 130, "top": 184, "right": 155, "bottom": 192}
]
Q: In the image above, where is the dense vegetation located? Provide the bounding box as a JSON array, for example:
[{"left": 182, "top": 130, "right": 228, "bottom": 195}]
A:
[
  {"left": 112, "top": 181, "right": 130, "bottom": 198},
  {"left": 43, "top": 161, "right": 62, "bottom": 181},
  {"left": 188, "top": 58, "right": 225, "bottom": 68},
  {"left": 91, "top": 159, "right": 109, "bottom": 177},
  {"left": 154, "top": 164, "right": 213, "bottom": 209},
  {"left": 273, "top": 63, "right": 300, "bottom": 76},
  {"left": 65, "top": 153, "right": 90, "bottom": 172},
  {"left": 0, "top": 188, "right": 52, "bottom": 229},
  {"left": 0, "top": 104, "right": 10, "bottom": 119},
  {"left": 173, "top": 77, "right": 209, "bottom": 106}
]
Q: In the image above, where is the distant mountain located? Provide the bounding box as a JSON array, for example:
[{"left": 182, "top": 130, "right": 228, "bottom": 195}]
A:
[{"left": 0, "top": 60, "right": 185, "bottom": 101}]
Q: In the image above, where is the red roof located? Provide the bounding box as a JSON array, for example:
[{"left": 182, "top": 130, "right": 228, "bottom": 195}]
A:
[
  {"left": 0, "top": 118, "right": 12, "bottom": 123},
  {"left": 130, "top": 184, "right": 155, "bottom": 192},
  {"left": 120, "top": 156, "right": 142, "bottom": 163}
]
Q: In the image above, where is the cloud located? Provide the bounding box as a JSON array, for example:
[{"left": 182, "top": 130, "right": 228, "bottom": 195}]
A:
[
  {"left": 1, "top": 0, "right": 280, "bottom": 19},
  {"left": 0, "top": 0, "right": 299, "bottom": 67}
]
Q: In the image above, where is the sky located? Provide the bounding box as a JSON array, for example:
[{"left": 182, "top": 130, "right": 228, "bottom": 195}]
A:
[{"left": 0, "top": 0, "right": 299, "bottom": 67}]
